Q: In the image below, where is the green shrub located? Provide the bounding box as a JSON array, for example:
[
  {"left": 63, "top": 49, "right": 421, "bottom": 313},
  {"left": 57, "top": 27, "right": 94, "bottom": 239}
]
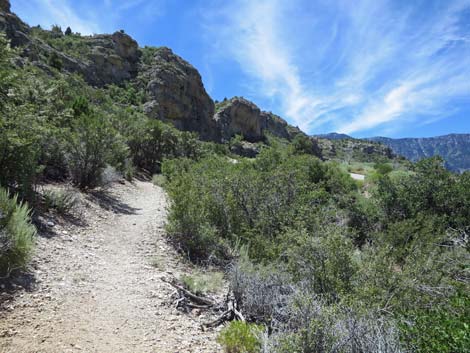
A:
[
  {"left": 43, "top": 189, "right": 78, "bottom": 215},
  {"left": 164, "top": 151, "right": 357, "bottom": 262},
  {"left": 0, "top": 36, "right": 42, "bottom": 196},
  {"left": 0, "top": 187, "right": 36, "bottom": 277},
  {"left": 0, "top": 116, "right": 42, "bottom": 196},
  {"left": 66, "top": 98, "right": 127, "bottom": 189},
  {"left": 180, "top": 270, "right": 224, "bottom": 295},
  {"left": 152, "top": 174, "right": 167, "bottom": 187},
  {"left": 400, "top": 290, "right": 470, "bottom": 353},
  {"left": 374, "top": 162, "right": 393, "bottom": 175},
  {"left": 48, "top": 51, "right": 63, "bottom": 71},
  {"left": 285, "top": 229, "right": 357, "bottom": 299},
  {"left": 217, "top": 321, "right": 263, "bottom": 353}
]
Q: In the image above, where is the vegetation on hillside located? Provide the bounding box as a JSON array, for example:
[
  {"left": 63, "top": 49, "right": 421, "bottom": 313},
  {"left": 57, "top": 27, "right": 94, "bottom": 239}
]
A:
[
  {"left": 0, "top": 33, "right": 222, "bottom": 276},
  {"left": 163, "top": 144, "right": 470, "bottom": 352},
  {"left": 0, "top": 17, "right": 468, "bottom": 353}
]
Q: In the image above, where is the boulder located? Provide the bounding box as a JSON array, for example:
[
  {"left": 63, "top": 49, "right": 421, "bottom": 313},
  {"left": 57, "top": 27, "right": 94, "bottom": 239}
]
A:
[{"left": 230, "top": 141, "right": 261, "bottom": 158}]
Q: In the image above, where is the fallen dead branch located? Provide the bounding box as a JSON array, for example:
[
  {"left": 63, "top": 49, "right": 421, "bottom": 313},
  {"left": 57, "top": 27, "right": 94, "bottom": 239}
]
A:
[
  {"left": 161, "top": 276, "right": 245, "bottom": 329},
  {"left": 162, "top": 277, "right": 215, "bottom": 306}
]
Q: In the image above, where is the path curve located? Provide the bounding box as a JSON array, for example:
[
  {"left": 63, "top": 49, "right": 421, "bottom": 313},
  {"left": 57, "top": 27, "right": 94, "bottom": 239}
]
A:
[{"left": 0, "top": 181, "right": 221, "bottom": 353}]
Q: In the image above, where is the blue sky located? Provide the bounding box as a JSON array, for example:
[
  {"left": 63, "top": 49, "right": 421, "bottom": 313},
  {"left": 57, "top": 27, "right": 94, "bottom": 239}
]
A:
[{"left": 11, "top": 0, "right": 470, "bottom": 138}]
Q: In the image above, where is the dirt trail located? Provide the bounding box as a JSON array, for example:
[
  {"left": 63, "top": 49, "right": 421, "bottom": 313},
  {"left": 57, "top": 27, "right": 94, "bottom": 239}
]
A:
[{"left": 0, "top": 181, "right": 222, "bottom": 353}]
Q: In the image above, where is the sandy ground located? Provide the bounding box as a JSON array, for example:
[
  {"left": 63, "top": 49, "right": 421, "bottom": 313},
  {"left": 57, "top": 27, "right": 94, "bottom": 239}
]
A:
[{"left": 0, "top": 180, "right": 222, "bottom": 353}]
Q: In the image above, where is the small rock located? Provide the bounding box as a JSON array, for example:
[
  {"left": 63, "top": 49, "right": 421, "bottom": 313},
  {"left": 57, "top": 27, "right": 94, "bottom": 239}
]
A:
[{"left": 46, "top": 221, "right": 55, "bottom": 227}]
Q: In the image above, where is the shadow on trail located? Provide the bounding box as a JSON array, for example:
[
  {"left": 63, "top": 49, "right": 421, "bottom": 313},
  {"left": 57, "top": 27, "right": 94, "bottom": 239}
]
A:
[
  {"left": 88, "top": 190, "right": 140, "bottom": 215},
  {"left": 0, "top": 271, "right": 37, "bottom": 308}
]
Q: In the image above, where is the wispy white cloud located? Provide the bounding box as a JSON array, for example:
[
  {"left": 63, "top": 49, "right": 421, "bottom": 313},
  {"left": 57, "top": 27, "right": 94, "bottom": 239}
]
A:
[
  {"left": 203, "top": 0, "right": 317, "bottom": 131},
  {"left": 204, "top": 0, "right": 470, "bottom": 135},
  {"left": 13, "top": 0, "right": 101, "bottom": 34},
  {"left": 12, "top": 0, "right": 166, "bottom": 35}
]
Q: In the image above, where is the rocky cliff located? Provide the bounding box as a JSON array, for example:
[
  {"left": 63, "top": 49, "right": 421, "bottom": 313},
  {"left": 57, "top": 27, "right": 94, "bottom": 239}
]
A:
[
  {"left": 214, "top": 97, "right": 265, "bottom": 142},
  {"left": 214, "top": 97, "right": 304, "bottom": 142},
  {"left": 0, "top": 2, "right": 140, "bottom": 86},
  {"left": 141, "top": 47, "right": 217, "bottom": 141},
  {"left": 0, "top": 1, "right": 317, "bottom": 148},
  {"left": 316, "top": 136, "right": 399, "bottom": 163},
  {"left": 0, "top": 0, "right": 29, "bottom": 46},
  {"left": 0, "top": 1, "right": 307, "bottom": 145}
]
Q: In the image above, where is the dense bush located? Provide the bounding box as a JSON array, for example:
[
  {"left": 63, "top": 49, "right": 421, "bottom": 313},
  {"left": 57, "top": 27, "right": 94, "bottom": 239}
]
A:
[
  {"left": 230, "top": 258, "right": 294, "bottom": 326},
  {"left": 163, "top": 148, "right": 358, "bottom": 262},
  {"left": 268, "top": 300, "right": 403, "bottom": 353},
  {"left": 127, "top": 118, "right": 201, "bottom": 173},
  {"left": 164, "top": 146, "right": 470, "bottom": 352},
  {"left": 66, "top": 101, "right": 128, "bottom": 189},
  {"left": 0, "top": 188, "right": 36, "bottom": 277},
  {"left": 43, "top": 189, "right": 79, "bottom": 215},
  {"left": 229, "top": 258, "right": 403, "bottom": 353},
  {"left": 218, "top": 321, "right": 263, "bottom": 353},
  {"left": 0, "top": 35, "right": 42, "bottom": 197}
]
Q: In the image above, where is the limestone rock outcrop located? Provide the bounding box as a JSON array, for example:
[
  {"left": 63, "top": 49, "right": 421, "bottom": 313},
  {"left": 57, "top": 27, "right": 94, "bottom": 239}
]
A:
[
  {"left": 214, "top": 97, "right": 266, "bottom": 142},
  {"left": 80, "top": 32, "right": 140, "bottom": 86},
  {"left": 0, "top": 1, "right": 30, "bottom": 46},
  {"left": 0, "top": 3, "right": 308, "bottom": 146},
  {"left": 0, "top": 3, "right": 139, "bottom": 87},
  {"left": 142, "top": 47, "right": 217, "bottom": 141},
  {"left": 214, "top": 97, "right": 304, "bottom": 143}
]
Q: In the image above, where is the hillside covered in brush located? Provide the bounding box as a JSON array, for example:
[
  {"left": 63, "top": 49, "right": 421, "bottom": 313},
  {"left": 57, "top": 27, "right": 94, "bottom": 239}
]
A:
[
  {"left": 0, "top": 1, "right": 469, "bottom": 353},
  {"left": 316, "top": 132, "right": 470, "bottom": 172}
]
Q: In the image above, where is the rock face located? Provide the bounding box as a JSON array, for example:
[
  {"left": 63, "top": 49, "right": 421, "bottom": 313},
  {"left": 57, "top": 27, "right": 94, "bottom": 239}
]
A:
[
  {"left": 20, "top": 31, "right": 140, "bottom": 86},
  {"left": 0, "top": 1, "right": 30, "bottom": 46},
  {"left": 317, "top": 137, "right": 397, "bottom": 163},
  {"left": 214, "top": 97, "right": 304, "bottom": 143},
  {"left": 0, "top": 4, "right": 139, "bottom": 87},
  {"left": 214, "top": 97, "right": 266, "bottom": 142},
  {"left": 0, "top": 0, "right": 10, "bottom": 13},
  {"left": 0, "top": 5, "right": 309, "bottom": 145},
  {"left": 142, "top": 47, "right": 216, "bottom": 141},
  {"left": 230, "top": 141, "right": 261, "bottom": 158},
  {"left": 80, "top": 32, "right": 140, "bottom": 86},
  {"left": 264, "top": 112, "right": 303, "bottom": 140}
]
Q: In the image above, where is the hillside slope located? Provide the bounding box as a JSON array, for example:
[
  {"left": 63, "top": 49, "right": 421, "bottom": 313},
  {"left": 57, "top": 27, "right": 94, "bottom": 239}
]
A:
[
  {"left": 0, "top": 2, "right": 301, "bottom": 145},
  {"left": 315, "top": 132, "right": 470, "bottom": 172}
]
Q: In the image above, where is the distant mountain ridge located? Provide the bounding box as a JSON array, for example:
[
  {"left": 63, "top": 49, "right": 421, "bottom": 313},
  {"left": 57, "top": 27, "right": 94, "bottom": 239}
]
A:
[
  {"left": 314, "top": 133, "right": 470, "bottom": 172},
  {"left": 369, "top": 134, "right": 470, "bottom": 172},
  {"left": 314, "top": 132, "right": 354, "bottom": 140}
]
